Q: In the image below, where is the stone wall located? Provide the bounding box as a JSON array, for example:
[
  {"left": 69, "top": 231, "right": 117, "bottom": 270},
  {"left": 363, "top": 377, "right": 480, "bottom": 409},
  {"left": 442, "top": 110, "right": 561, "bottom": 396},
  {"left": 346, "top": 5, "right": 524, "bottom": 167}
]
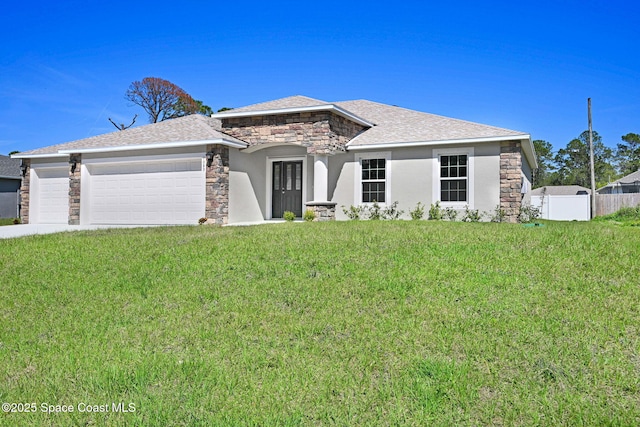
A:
[
  {"left": 19, "top": 159, "right": 30, "bottom": 224},
  {"left": 304, "top": 202, "right": 336, "bottom": 221},
  {"left": 221, "top": 112, "right": 367, "bottom": 155},
  {"left": 500, "top": 141, "right": 523, "bottom": 223},
  {"left": 205, "top": 144, "right": 229, "bottom": 225},
  {"left": 68, "top": 154, "right": 81, "bottom": 225}
]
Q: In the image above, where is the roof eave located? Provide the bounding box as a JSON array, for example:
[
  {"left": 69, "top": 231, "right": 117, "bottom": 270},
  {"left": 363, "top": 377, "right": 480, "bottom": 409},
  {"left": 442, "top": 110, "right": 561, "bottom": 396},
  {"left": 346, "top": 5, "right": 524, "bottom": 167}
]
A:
[
  {"left": 347, "top": 134, "right": 532, "bottom": 150},
  {"left": 19, "top": 139, "right": 247, "bottom": 157},
  {"left": 212, "top": 104, "right": 375, "bottom": 127},
  {"left": 11, "top": 153, "right": 69, "bottom": 159},
  {"left": 0, "top": 175, "right": 21, "bottom": 180}
]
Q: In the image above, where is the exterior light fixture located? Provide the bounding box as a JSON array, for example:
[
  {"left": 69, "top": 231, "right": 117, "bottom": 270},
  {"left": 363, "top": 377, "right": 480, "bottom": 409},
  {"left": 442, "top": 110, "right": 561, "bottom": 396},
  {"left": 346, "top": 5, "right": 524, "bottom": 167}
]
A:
[
  {"left": 20, "top": 161, "right": 28, "bottom": 177},
  {"left": 71, "top": 161, "right": 78, "bottom": 173},
  {"left": 206, "top": 151, "right": 214, "bottom": 167}
]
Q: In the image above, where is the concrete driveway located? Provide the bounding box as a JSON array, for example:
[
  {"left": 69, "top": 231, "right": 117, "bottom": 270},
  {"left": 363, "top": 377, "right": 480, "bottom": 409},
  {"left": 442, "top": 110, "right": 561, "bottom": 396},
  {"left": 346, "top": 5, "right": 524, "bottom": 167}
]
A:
[{"left": 0, "top": 224, "right": 157, "bottom": 239}]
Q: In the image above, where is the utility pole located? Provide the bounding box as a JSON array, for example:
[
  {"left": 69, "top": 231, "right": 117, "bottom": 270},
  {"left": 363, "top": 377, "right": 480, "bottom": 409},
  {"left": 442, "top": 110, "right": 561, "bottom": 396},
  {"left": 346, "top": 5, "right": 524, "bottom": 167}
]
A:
[{"left": 588, "top": 98, "right": 596, "bottom": 218}]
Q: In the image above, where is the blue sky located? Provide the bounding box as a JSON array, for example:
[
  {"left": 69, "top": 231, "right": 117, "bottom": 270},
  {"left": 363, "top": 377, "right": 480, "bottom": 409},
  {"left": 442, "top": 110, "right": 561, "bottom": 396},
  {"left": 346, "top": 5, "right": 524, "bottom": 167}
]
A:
[{"left": 1, "top": 1, "right": 638, "bottom": 155}]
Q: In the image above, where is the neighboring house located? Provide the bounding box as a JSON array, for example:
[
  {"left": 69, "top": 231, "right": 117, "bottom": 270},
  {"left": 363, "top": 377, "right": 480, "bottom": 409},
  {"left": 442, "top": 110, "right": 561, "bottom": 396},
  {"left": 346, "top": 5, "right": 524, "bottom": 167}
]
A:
[
  {"left": 13, "top": 95, "right": 536, "bottom": 225},
  {"left": 595, "top": 170, "right": 640, "bottom": 216},
  {"left": 597, "top": 169, "right": 640, "bottom": 194},
  {"left": 0, "top": 155, "right": 21, "bottom": 219},
  {"left": 531, "top": 185, "right": 591, "bottom": 221}
]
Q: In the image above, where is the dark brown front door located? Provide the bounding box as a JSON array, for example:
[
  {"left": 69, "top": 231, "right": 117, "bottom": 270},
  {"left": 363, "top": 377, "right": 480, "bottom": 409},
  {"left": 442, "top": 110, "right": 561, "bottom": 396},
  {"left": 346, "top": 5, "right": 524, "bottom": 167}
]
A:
[{"left": 272, "top": 161, "right": 303, "bottom": 218}]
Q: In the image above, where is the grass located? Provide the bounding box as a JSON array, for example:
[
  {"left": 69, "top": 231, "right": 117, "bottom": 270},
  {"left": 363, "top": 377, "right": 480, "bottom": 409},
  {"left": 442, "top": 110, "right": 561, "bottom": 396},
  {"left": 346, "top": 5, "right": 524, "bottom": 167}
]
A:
[
  {"left": 0, "top": 218, "right": 18, "bottom": 226},
  {"left": 593, "top": 205, "right": 640, "bottom": 226},
  {"left": 1, "top": 221, "right": 639, "bottom": 426}
]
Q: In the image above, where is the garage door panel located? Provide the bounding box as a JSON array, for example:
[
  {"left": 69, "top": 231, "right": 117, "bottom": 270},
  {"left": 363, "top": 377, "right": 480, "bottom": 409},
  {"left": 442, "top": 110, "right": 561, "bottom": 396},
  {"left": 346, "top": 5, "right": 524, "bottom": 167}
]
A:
[
  {"left": 89, "top": 160, "right": 205, "bottom": 225},
  {"left": 33, "top": 167, "right": 69, "bottom": 224}
]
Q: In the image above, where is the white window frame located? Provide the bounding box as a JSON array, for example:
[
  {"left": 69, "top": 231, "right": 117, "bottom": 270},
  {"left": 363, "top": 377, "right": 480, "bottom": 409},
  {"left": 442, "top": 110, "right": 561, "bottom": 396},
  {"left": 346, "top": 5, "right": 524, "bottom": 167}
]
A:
[
  {"left": 354, "top": 151, "right": 391, "bottom": 205},
  {"left": 433, "top": 147, "right": 474, "bottom": 209}
]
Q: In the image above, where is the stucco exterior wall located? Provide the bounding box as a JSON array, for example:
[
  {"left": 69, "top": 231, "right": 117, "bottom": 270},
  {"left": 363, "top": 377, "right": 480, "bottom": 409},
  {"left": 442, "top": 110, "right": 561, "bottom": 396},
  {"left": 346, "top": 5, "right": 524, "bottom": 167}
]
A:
[
  {"left": 328, "top": 152, "right": 354, "bottom": 220},
  {"left": 228, "top": 145, "right": 312, "bottom": 223},
  {"left": 472, "top": 143, "right": 501, "bottom": 214},
  {"left": 331, "top": 143, "right": 503, "bottom": 220}
]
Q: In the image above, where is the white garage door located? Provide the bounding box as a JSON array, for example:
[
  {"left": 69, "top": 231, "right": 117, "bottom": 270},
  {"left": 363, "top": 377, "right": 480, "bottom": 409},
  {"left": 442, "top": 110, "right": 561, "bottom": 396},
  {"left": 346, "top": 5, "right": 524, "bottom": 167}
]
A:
[
  {"left": 33, "top": 167, "right": 69, "bottom": 224},
  {"left": 88, "top": 158, "right": 205, "bottom": 225}
]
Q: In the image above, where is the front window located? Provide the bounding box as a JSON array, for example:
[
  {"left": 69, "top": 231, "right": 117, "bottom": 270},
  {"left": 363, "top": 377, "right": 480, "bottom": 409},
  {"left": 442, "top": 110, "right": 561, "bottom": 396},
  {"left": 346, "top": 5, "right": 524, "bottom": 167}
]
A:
[
  {"left": 440, "top": 155, "right": 467, "bottom": 202},
  {"left": 361, "top": 158, "right": 386, "bottom": 203}
]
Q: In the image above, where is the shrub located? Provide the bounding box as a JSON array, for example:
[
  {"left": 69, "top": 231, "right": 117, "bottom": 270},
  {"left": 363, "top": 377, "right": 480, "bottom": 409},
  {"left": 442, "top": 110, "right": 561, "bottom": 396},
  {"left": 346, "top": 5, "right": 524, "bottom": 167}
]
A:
[
  {"left": 461, "top": 205, "right": 482, "bottom": 222},
  {"left": 283, "top": 211, "right": 296, "bottom": 222},
  {"left": 443, "top": 207, "right": 458, "bottom": 221},
  {"left": 198, "top": 217, "right": 208, "bottom": 225},
  {"left": 382, "top": 201, "right": 404, "bottom": 220},
  {"left": 489, "top": 205, "right": 506, "bottom": 223},
  {"left": 342, "top": 205, "right": 365, "bottom": 220},
  {"left": 303, "top": 209, "right": 316, "bottom": 222},
  {"left": 593, "top": 206, "right": 640, "bottom": 223},
  {"left": 518, "top": 203, "right": 541, "bottom": 223},
  {"left": 13, "top": 218, "right": 21, "bottom": 225},
  {"left": 428, "top": 202, "right": 443, "bottom": 220},
  {"left": 343, "top": 201, "right": 404, "bottom": 220},
  {"left": 369, "top": 201, "right": 383, "bottom": 220},
  {"left": 410, "top": 202, "right": 425, "bottom": 220}
]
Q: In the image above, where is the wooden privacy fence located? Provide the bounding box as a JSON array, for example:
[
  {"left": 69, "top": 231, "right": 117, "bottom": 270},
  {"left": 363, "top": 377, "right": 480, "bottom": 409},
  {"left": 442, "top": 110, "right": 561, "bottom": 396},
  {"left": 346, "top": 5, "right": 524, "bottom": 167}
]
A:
[{"left": 595, "top": 194, "right": 640, "bottom": 216}]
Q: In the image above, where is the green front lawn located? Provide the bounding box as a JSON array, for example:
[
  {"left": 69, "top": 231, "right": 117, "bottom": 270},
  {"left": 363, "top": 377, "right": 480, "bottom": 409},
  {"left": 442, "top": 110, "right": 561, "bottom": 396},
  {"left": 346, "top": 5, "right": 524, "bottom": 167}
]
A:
[{"left": 1, "top": 221, "right": 638, "bottom": 426}]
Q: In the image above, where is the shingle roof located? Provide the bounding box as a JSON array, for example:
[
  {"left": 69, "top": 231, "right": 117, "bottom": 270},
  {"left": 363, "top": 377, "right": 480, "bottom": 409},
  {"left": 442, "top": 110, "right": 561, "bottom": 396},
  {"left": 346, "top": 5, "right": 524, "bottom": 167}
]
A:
[
  {"left": 610, "top": 169, "right": 640, "bottom": 185},
  {"left": 18, "top": 114, "right": 246, "bottom": 156},
  {"left": 0, "top": 155, "right": 21, "bottom": 178},
  {"left": 334, "top": 99, "right": 526, "bottom": 146},
  {"left": 221, "top": 96, "right": 528, "bottom": 145},
  {"left": 531, "top": 185, "right": 591, "bottom": 196},
  {"left": 226, "top": 95, "right": 328, "bottom": 113},
  {"left": 19, "top": 95, "right": 531, "bottom": 159}
]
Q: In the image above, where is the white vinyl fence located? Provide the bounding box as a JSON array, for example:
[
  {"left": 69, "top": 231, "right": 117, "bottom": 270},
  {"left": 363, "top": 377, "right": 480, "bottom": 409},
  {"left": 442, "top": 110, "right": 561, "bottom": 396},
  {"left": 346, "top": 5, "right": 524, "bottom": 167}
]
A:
[{"left": 531, "top": 194, "right": 591, "bottom": 221}]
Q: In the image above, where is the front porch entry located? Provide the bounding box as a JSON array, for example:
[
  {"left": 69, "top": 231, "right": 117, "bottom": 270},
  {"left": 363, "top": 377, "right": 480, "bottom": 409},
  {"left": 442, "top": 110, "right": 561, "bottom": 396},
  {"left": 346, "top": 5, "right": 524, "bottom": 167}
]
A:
[{"left": 271, "top": 160, "right": 303, "bottom": 218}]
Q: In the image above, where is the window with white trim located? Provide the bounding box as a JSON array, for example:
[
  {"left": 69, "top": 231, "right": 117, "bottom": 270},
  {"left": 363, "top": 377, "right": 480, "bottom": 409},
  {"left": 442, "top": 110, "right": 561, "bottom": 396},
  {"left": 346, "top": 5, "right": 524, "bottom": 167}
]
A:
[
  {"left": 356, "top": 152, "right": 391, "bottom": 204},
  {"left": 433, "top": 148, "right": 474, "bottom": 207},
  {"left": 440, "top": 154, "right": 468, "bottom": 202},
  {"left": 361, "top": 158, "right": 386, "bottom": 203}
]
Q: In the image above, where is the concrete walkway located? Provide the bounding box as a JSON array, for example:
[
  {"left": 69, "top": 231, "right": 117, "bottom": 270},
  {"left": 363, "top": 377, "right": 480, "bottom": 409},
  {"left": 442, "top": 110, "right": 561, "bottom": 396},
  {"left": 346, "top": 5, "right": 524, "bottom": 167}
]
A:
[
  {"left": 0, "top": 220, "right": 296, "bottom": 239},
  {"left": 0, "top": 224, "right": 157, "bottom": 239}
]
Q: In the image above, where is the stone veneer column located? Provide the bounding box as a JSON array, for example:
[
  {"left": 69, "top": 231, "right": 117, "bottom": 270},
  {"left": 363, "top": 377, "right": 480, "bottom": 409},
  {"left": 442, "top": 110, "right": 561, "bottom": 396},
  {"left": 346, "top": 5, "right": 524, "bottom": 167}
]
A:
[
  {"left": 500, "top": 141, "right": 522, "bottom": 223},
  {"left": 69, "top": 153, "right": 81, "bottom": 225},
  {"left": 19, "top": 159, "right": 30, "bottom": 224},
  {"left": 205, "top": 144, "right": 230, "bottom": 225}
]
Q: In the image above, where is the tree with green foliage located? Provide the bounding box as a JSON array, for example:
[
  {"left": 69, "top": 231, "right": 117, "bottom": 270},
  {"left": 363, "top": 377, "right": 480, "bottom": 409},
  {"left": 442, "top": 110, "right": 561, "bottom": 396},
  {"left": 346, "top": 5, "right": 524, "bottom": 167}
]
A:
[
  {"left": 615, "top": 133, "right": 640, "bottom": 176},
  {"left": 532, "top": 139, "right": 556, "bottom": 188},
  {"left": 554, "top": 130, "right": 616, "bottom": 188},
  {"left": 195, "top": 100, "right": 213, "bottom": 116}
]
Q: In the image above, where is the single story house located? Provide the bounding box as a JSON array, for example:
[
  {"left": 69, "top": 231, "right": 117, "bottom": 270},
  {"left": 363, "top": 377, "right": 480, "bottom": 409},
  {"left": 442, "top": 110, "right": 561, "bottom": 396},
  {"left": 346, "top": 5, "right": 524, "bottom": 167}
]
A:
[
  {"left": 597, "top": 169, "right": 640, "bottom": 194},
  {"left": 13, "top": 95, "right": 536, "bottom": 225},
  {"left": 0, "top": 155, "right": 21, "bottom": 219}
]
